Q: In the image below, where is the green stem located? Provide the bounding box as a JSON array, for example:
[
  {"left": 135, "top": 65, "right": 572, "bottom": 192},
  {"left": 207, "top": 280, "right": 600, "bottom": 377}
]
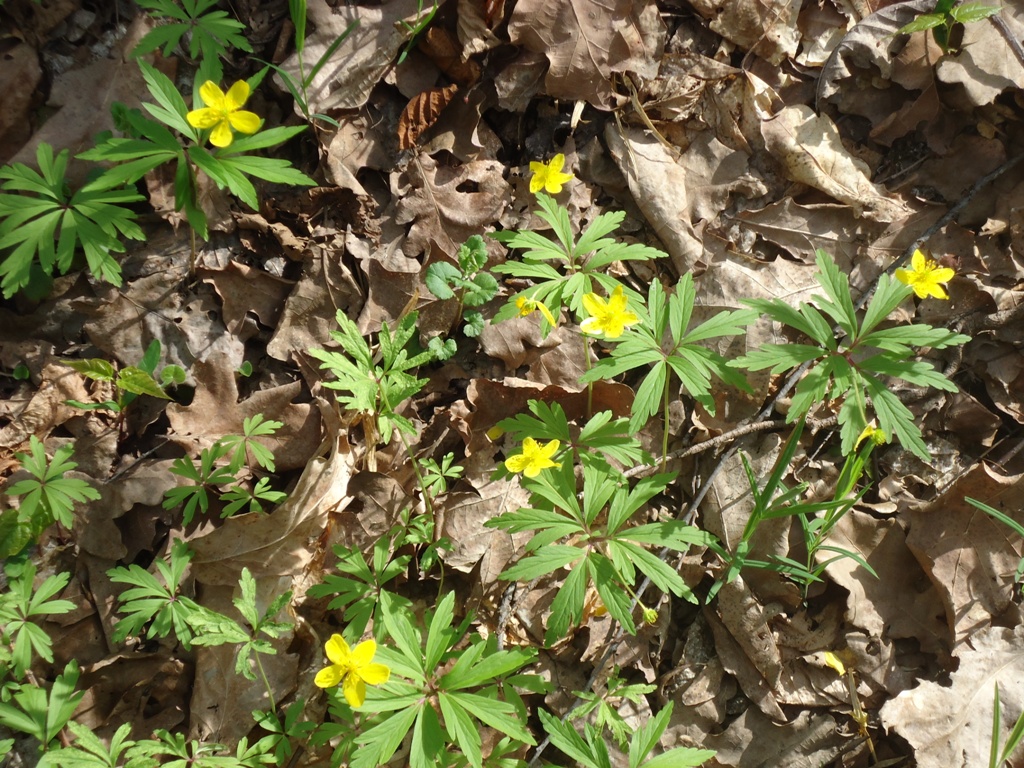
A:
[
  {"left": 582, "top": 335, "right": 593, "bottom": 417},
  {"left": 253, "top": 650, "right": 277, "bottom": 714},
  {"left": 661, "top": 372, "right": 671, "bottom": 471}
]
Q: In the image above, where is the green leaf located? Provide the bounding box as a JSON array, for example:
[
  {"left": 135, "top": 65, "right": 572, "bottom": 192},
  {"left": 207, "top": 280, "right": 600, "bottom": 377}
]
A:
[{"left": 424, "top": 261, "right": 460, "bottom": 299}]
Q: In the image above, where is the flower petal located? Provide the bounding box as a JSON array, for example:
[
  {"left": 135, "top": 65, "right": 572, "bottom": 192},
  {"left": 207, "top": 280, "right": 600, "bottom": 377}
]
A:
[
  {"left": 549, "top": 153, "right": 565, "bottom": 172},
  {"left": 342, "top": 673, "right": 366, "bottom": 708},
  {"left": 537, "top": 439, "right": 560, "bottom": 459},
  {"left": 357, "top": 662, "right": 391, "bottom": 686},
  {"left": 350, "top": 639, "right": 377, "bottom": 667},
  {"left": 325, "top": 634, "right": 351, "bottom": 666},
  {"left": 581, "top": 292, "right": 606, "bottom": 318},
  {"left": 187, "top": 108, "right": 221, "bottom": 129},
  {"left": 314, "top": 664, "right": 342, "bottom": 688},
  {"left": 931, "top": 266, "right": 955, "bottom": 283},
  {"left": 224, "top": 80, "right": 251, "bottom": 111},
  {"left": 529, "top": 174, "right": 544, "bottom": 194},
  {"left": 910, "top": 249, "right": 927, "bottom": 271},
  {"left": 580, "top": 316, "right": 602, "bottom": 335},
  {"left": 505, "top": 454, "right": 530, "bottom": 474},
  {"left": 199, "top": 81, "right": 226, "bottom": 109},
  {"left": 228, "top": 109, "right": 261, "bottom": 135},
  {"left": 209, "top": 120, "right": 234, "bottom": 147}
]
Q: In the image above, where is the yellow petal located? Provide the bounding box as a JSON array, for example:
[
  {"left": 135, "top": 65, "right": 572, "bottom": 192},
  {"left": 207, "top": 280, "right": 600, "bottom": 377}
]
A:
[
  {"left": 580, "top": 316, "right": 602, "bottom": 335},
  {"left": 581, "top": 292, "right": 605, "bottom": 318},
  {"left": 505, "top": 454, "right": 530, "bottom": 473},
  {"left": 314, "top": 664, "right": 342, "bottom": 688},
  {"left": 521, "top": 437, "right": 540, "bottom": 453},
  {"left": 228, "top": 110, "right": 261, "bottom": 135},
  {"left": 549, "top": 153, "right": 566, "bottom": 172},
  {"left": 325, "top": 634, "right": 351, "bottom": 666},
  {"left": 224, "top": 80, "right": 251, "bottom": 111},
  {"left": 537, "top": 439, "right": 560, "bottom": 459},
  {"left": 529, "top": 174, "right": 544, "bottom": 194},
  {"left": 199, "top": 81, "right": 226, "bottom": 109},
  {"left": 823, "top": 651, "right": 846, "bottom": 676},
  {"left": 358, "top": 662, "right": 391, "bottom": 686},
  {"left": 537, "top": 302, "right": 558, "bottom": 327},
  {"left": 931, "top": 266, "right": 956, "bottom": 283},
  {"left": 187, "top": 108, "right": 221, "bottom": 129},
  {"left": 909, "top": 249, "right": 926, "bottom": 271},
  {"left": 209, "top": 120, "right": 234, "bottom": 148},
  {"left": 350, "top": 639, "right": 377, "bottom": 667},
  {"left": 343, "top": 673, "right": 366, "bottom": 708}
]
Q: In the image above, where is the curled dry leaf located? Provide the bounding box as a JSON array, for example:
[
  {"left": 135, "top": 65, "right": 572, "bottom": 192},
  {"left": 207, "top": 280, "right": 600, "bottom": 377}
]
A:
[{"left": 398, "top": 83, "right": 460, "bottom": 151}]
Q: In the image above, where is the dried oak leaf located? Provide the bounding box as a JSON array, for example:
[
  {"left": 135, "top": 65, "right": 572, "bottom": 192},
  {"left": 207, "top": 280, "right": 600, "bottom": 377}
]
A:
[
  {"left": 398, "top": 83, "right": 460, "bottom": 150},
  {"left": 506, "top": 0, "right": 664, "bottom": 109}
]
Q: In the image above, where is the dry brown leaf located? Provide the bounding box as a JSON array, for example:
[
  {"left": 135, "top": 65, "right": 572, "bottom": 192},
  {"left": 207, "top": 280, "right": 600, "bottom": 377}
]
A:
[
  {"left": 395, "top": 154, "right": 509, "bottom": 260},
  {"left": 880, "top": 625, "right": 1024, "bottom": 768},
  {"left": 166, "top": 355, "right": 321, "bottom": 473},
  {"left": 275, "top": 0, "right": 431, "bottom": 114},
  {"left": 0, "top": 363, "right": 90, "bottom": 449},
  {"left": 266, "top": 246, "right": 363, "bottom": 363},
  {"left": 456, "top": 0, "right": 505, "bottom": 59},
  {"left": 0, "top": 42, "right": 43, "bottom": 163},
  {"left": 201, "top": 263, "right": 293, "bottom": 339},
  {"left": 398, "top": 83, "right": 460, "bottom": 150},
  {"left": 418, "top": 27, "right": 480, "bottom": 86},
  {"left": 324, "top": 116, "right": 391, "bottom": 195},
  {"left": 757, "top": 99, "right": 908, "bottom": 223},
  {"left": 688, "top": 0, "right": 800, "bottom": 66},
  {"left": 825, "top": 513, "right": 949, "bottom": 655},
  {"left": 702, "top": 708, "right": 844, "bottom": 767},
  {"left": 934, "top": 6, "right": 1024, "bottom": 106},
  {"left": 190, "top": 426, "right": 354, "bottom": 585},
  {"left": 605, "top": 124, "right": 766, "bottom": 275},
  {"left": 436, "top": 486, "right": 522, "bottom": 575},
  {"left": 905, "top": 463, "right": 1024, "bottom": 650},
  {"left": 506, "top": 0, "right": 664, "bottom": 109}
]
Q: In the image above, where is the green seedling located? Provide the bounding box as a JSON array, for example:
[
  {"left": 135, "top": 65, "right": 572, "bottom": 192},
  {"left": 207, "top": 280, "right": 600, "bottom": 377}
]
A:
[
  {"left": 425, "top": 235, "right": 499, "bottom": 337},
  {"left": 898, "top": 0, "right": 1001, "bottom": 54},
  {"left": 64, "top": 339, "right": 186, "bottom": 415},
  {"left": 0, "top": 143, "right": 144, "bottom": 298}
]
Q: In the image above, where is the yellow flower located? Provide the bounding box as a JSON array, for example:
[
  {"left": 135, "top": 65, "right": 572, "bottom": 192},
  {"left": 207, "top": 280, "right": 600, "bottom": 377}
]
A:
[
  {"left": 855, "top": 422, "right": 887, "bottom": 450},
  {"left": 505, "top": 437, "right": 561, "bottom": 478},
  {"left": 580, "top": 286, "right": 639, "bottom": 338},
  {"left": 895, "top": 249, "right": 956, "bottom": 300},
  {"left": 529, "top": 154, "right": 574, "bottom": 195},
  {"left": 823, "top": 651, "right": 846, "bottom": 676},
  {"left": 515, "top": 294, "right": 558, "bottom": 327},
  {"left": 314, "top": 635, "right": 390, "bottom": 707},
  {"left": 187, "top": 80, "right": 261, "bottom": 148}
]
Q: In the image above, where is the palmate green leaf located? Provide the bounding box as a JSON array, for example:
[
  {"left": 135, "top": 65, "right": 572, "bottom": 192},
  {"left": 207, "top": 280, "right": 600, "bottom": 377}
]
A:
[
  {"left": 442, "top": 644, "right": 535, "bottom": 691},
  {"left": 607, "top": 540, "right": 688, "bottom": 598},
  {"left": 860, "top": 272, "right": 913, "bottom": 337},
  {"left": 498, "top": 544, "right": 583, "bottom": 581},
  {"left": 424, "top": 261, "right": 459, "bottom": 299},
  {"left": 5, "top": 437, "right": 100, "bottom": 531},
  {"left": 136, "top": 60, "right": 194, "bottom": 137},
  {"left": 437, "top": 694, "right": 480, "bottom": 768},
  {"left": 591, "top": 555, "right": 635, "bottom": 634},
  {"left": 861, "top": 377, "right": 929, "bottom": 461},
  {"left": 216, "top": 155, "right": 316, "bottom": 188},
  {"left": 545, "top": 559, "right": 589, "bottom": 643},
  {"left": 352, "top": 702, "right": 420, "bottom": 768},
  {"left": 486, "top": 507, "right": 581, "bottom": 539},
  {"left": 811, "top": 249, "right": 858, "bottom": 338},
  {"left": 606, "top": 472, "right": 674, "bottom": 534},
  {"left": 859, "top": 354, "right": 960, "bottom": 391},
  {"left": 539, "top": 710, "right": 606, "bottom": 768},
  {"left": 859, "top": 324, "right": 970, "bottom": 354},
  {"left": 448, "top": 691, "right": 536, "bottom": 746}
]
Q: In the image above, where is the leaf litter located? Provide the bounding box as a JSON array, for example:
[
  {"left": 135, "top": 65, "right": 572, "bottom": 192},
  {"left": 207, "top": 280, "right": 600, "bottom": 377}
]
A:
[{"left": 1, "top": 0, "right": 1024, "bottom": 766}]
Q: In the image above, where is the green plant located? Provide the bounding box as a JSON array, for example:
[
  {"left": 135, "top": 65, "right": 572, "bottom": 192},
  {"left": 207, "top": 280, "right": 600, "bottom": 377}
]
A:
[
  {"left": 1, "top": 437, "right": 100, "bottom": 557},
  {"left": 419, "top": 451, "right": 465, "bottom": 496},
  {"left": 64, "top": 339, "right": 186, "bottom": 415},
  {"left": 257, "top": 0, "right": 359, "bottom": 127},
  {"left": 708, "top": 417, "right": 879, "bottom": 601},
  {"left": 567, "top": 669, "right": 655, "bottom": 750},
  {"left": 38, "top": 721, "right": 144, "bottom": 768},
  {"left": 163, "top": 415, "right": 284, "bottom": 525},
  {"left": 396, "top": 0, "right": 440, "bottom": 66},
  {"left": 309, "top": 308, "right": 455, "bottom": 467},
  {"left": 308, "top": 538, "right": 414, "bottom": 643},
  {"left": 898, "top": 0, "right": 1001, "bottom": 53},
  {"left": 580, "top": 275, "right": 753, "bottom": 459},
  {"left": 488, "top": 454, "right": 711, "bottom": 644},
  {"left": 426, "top": 235, "right": 500, "bottom": 337},
  {"left": 0, "top": 661, "right": 83, "bottom": 753},
  {"left": 730, "top": 249, "right": 969, "bottom": 461},
  {"left": 107, "top": 539, "right": 205, "bottom": 649},
  {"left": 0, "top": 142, "right": 144, "bottom": 298},
  {"left": 187, "top": 567, "right": 293, "bottom": 708},
  {"left": 539, "top": 702, "right": 715, "bottom": 768},
  {"left": 990, "top": 684, "right": 1024, "bottom": 768},
  {"left": 337, "top": 591, "right": 545, "bottom": 768},
  {"left": 253, "top": 701, "right": 317, "bottom": 766},
  {"left": 132, "top": 0, "right": 253, "bottom": 62},
  {"left": 491, "top": 193, "right": 662, "bottom": 333},
  {"left": 0, "top": 563, "right": 75, "bottom": 680},
  {"left": 80, "top": 61, "right": 314, "bottom": 242}
]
